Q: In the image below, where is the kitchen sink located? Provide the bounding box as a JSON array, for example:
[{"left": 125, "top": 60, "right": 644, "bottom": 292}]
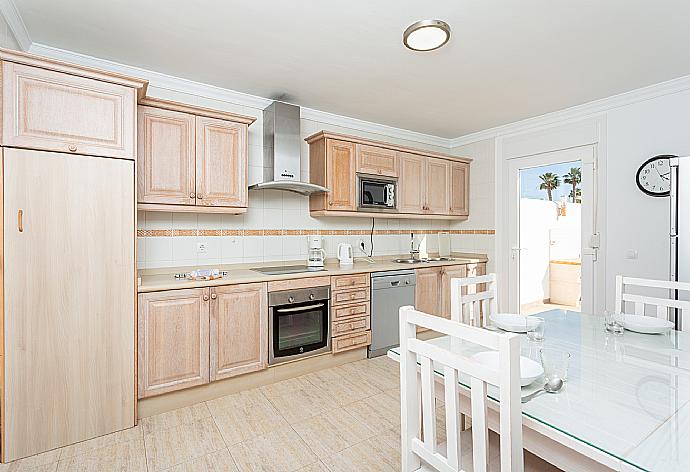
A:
[{"left": 393, "top": 258, "right": 423, "bottom": 264}]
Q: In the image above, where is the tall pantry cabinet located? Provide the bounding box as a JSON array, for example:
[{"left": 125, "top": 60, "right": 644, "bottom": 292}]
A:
[{"left": 0, "top": 49, "right": 147, "bottom": 462}]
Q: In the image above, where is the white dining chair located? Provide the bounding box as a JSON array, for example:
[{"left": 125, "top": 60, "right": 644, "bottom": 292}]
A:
[
  {"left": 615, "top": 275, "right": 690, "bottom": 329},
  {"left": 450, "top": 273, "right": 498, "bottom": 327},
  {"left": 399, "top": 305, "right": 524, "bottom": 472}
]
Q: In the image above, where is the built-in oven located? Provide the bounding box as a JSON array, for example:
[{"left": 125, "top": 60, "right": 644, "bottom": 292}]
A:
[
  {"left": 357, "top": 175, "right": 397, "bottom": 212},
  {"left": 268, "top": 286, "right": 330, "bottom": 365}
]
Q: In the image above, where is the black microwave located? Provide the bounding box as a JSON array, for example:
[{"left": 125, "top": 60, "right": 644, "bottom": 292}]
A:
[{"left": 358, "top": 175, "right": 397, "bottom": 212}]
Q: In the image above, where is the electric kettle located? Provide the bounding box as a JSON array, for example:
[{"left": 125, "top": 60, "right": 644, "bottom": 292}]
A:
[{"left": 337, "top": 243, "right": 354, "bottom": 267}]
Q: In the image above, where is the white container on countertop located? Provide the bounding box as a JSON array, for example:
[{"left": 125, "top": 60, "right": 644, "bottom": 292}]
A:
[{"left": 337, "top": 243, "right": 354, "bottom": 267}]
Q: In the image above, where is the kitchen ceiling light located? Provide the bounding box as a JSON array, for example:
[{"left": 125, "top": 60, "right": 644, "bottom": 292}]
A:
[{"left": 403, "top": 20, "right": 451, "bottom": 51}]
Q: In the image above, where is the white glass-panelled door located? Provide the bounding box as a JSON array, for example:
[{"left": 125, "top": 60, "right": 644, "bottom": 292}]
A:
[{"left": 507, "top": 146, "right": 597, "bottom": 314}]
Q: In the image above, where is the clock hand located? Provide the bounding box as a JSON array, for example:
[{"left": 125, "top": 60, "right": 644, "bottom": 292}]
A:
[{"left": 655, "top": 166, "right": 671, "bottom": 181}]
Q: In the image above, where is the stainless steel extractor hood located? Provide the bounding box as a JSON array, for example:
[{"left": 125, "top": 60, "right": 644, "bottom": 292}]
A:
[{"left": 248, "top": 101, "right": 329, "bottom": 196}]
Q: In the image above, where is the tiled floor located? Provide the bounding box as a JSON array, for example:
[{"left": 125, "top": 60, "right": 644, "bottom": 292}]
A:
[{"left": 1, "top": 356, "right": 562, "bottom": 472}]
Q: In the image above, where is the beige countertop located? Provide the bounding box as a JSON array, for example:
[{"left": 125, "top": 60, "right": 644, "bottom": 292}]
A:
[{"left": 137, "top": 252, "right": 488, "bottom": 293}]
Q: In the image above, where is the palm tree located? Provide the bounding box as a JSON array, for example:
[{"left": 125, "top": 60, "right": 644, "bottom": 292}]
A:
[
  {"left": 569, "top": 187, "right": 582, "bottom": 203},
  {"left": 563, "top": 167, "right": 581, "bottom": 203},
  {"left": 538, "top": 172, "right": 561, "bottom": 201}
]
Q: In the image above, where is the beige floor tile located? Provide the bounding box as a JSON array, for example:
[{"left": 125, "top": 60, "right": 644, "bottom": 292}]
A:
[
  {"left": 300, "top": 366, "right": 343, "bottom": 384},
  {"left": 228, "top": 427, "right": 318, "bottom": 472},
  {"left": 337, "top": 359, "right": 399, "bottom": 392},
  {"left": 140, "top": 403, "right": 211, "bottom": 435},
  {"left": 0, "top": 449, "right": 61, "bottom": 472},
  {"left": 292, "top": 408, "right": 375, "bottom": 459},
  {"left": 267, "top": 383, "right": 338, "bottom": 424},
  {"left": 294, "top": 461, "right": 328, "bottom": 472},
  {"left": 58, "top": 424, "right": 143, "bottom": 459},
  {"left": 208, "top": 389, "right": 288, "bottom": 446},
  {"left": 344, "top": 392, "right": 400, "bottom": 434},
  {"left": 321, "top": 433, "right": 400, "bottom": 472},
  {"left": 259, "top": 376, "right": 312, "bottom": 400},
  {"left": 166, "top": 449, "right": 239, "bottom": 472},
  {"left": 307, "top": 375, "right": 382, "bottom": 407},
  {"left": 144, "top": 418, "right": 226, "bottom": 472},
  {"left": 55, "top": 439, "right": 146, "bottom": 472}
]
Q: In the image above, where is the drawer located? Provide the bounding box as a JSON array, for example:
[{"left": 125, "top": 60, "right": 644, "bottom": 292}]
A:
[
  {"left": 332, "top": 316, "right": 370, "bottom": 337},
  {"left": 267, "top": 276, "right": 330, "bottom": 292},
  {"left": 332, "top": 301, "right": 370, "bottom": 321},
  {"left": 331, "top": 273, "right": 369, "bottom": 291},
  {"left": 332, "top": 288, "right": 369, "bottom": 306},
  {"left": 2, "top": 62, "right": 136, "bottom": 159},
  {"left": 332, "top": 330, "right": 371, "bottom": 353}
]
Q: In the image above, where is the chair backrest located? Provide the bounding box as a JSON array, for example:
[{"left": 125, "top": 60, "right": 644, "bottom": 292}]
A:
[
  {"left": 450, "top": 273, "right": 498, "bottom": 327},
  {"left": 615, "top": 276, "right": 690, "bottom": 329},
  {"left": 399, "top": 305, "right": 523, "bottom": 472}
]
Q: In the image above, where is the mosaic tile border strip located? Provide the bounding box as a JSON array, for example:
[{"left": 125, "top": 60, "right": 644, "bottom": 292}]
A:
[{"left": 137, "top": 229, "right": 496, "bottom": 237}]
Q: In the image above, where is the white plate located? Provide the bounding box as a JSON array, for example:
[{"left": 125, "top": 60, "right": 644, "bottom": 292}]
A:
[
  {"left": 623, "top": 314, "right": 674, "bottom": 334},
  {"left": 471, "top": 351, "right": 544, "bottom": 387},
  {"left": 489, "top": 313, "right": 539, "bottom": 333}
]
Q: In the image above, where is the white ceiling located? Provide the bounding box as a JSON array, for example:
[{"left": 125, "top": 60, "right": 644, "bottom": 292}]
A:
[{"left": 14, "top": 0, "right": 690, "bottom": 138}]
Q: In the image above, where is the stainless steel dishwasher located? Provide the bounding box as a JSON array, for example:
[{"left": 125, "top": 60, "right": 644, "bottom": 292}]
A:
[{"left": 369, "top": 270, "right": 416, "bottom": 358}]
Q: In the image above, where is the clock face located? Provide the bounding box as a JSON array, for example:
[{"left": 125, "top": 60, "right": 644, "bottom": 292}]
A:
[{"left": 636, "top": 155, "right": 673, "bottom": 197}]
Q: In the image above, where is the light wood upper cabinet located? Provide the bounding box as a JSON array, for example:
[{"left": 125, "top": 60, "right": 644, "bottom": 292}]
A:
[
  {"left": 138, "top": 106, "right": 195, "bottom": 205},
  {"left": 425, "top": 159, "right": 450, "bottom": 214},
  {"left": 415, "top": 267, "right": 442, "bottom": 317},
  {"left": 325, "top": 139, "right": 357, "bottom": 211},
  {"left": 450, "top": 161, "right": 470, "bottom": 216},
  {"left": 195, "top": 116, "right": 247, "bottom": 208},
  {"left": 136, "top": 97, "right": 254, "bottom": 213},
  {"left": 138, "top": 288, "right": 210, "bottom": 398},
  {"left": 399, "top": 152, "right": 425, "bottom": 213},
  {"left": 2, "top": 62, "right": 136, "bottom": 159},
  {"left": 210, "top": 283, "right": 267, "bottom": 381},
  {"left": 356, "top": 144, "right": 398, "bottom": 177}
]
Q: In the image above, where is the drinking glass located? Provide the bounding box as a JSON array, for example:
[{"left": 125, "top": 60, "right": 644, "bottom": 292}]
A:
[
  {"left": 604, "top": 310, "right": 624, "bottom": 335},
  {"left": 526, "top": 317, "right": 545, "bottom": 342},
  {"left": 539, "top": 348, "right": 570, "bottom": 383}
]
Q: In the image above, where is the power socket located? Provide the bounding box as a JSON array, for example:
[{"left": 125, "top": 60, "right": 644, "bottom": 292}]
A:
[
  {"left": 358, "top": 240, "right": 366, "bottom": 252},
  {"left": 197, "top": 242, "right": 207, "bottom": 254}
]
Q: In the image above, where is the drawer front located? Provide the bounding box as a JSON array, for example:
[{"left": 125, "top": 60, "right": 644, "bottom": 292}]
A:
[
  {"left": 2, "top": 62, "right": 136, "bottom": 159},
  {"left": 332, "top": 331, "right": 372, "bottom": 353},
  {"left": 331, "top": 273, "right": 369, "bottom": 291},
  {"left": 332, "top": 316, "right": 370, "bottom": 336},
  {"left": 332, "top": 301, "right": 370, "bottom": 321},
  {"left": 332, "top": 288, "right": 369, "bottom": 306},
  {"left": 356, "top": 144, "right": 399, "bottom": 177}
]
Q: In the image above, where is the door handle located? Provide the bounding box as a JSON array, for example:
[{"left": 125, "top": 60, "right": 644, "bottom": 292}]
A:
[
  {"left": 18, "top": 209, "right": 23, "bottom": 232},
  {"left": 276, "top": 303, "right": 325, "bottom": 313}
]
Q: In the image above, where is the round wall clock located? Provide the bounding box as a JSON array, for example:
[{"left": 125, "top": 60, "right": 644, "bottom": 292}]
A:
[{"left": 636, "top": 155, "right": 674, "bottom": 197}]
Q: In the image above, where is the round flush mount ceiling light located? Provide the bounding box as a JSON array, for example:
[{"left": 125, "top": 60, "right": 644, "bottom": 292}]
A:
[{"left": 403, "top": 19, "right": 451, "bottom": 51}]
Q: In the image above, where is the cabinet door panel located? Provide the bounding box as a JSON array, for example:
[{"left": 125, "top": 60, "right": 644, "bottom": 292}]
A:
[
  {"left": 138, "top": 106, "right": 195, "bottom": 205},
  {"left": 138, "top": 288, "right": 210, "bottom": 398},
  {"left": 426, "top": 159, "right": 450, "bottom": 214},
  {"left": 2, "top": 62, "right": 135, "bottom": 159},
  {"left": 415, "top": 267, "right": 442, "bottom": 316},
  {"left": 356, "top": 144, "right": 398, "bottom": 177},
  {"left": 3, "top": 149, "right": 135, "bottom": 460},
  {"left": 450, "top": 162, "right": 470, "bottom": 216},
  {"left": 196, "top": 116, "right": 247, "bottom": 208},
  {"left": 326, "top": 139, "right": 356, "bottom": 210},
  {"left": 441, "top": 265, "right": 468, "bottom": 319},
  {"left": 210, "top": 283, "right": 267, "bottom": 380},
  {"left": 399, "top": 152, "right": 425, "bottom": 213}
]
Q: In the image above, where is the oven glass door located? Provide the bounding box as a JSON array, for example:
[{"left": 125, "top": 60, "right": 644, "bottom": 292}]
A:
[
  {"left": 361, "top": 180, "right": 388, "bottom": 207},
  {"left": 273, "top": 300, "right": 328, "bottom": 358}
]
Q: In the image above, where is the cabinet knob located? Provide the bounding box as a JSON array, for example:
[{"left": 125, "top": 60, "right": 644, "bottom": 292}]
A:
[
  {"left": 190, "top": 192, "right": 196, "bottom": 198},
  {"left": 288, "top": 296, "right": 295, "bottom": 303},
  {"left": 211, "top": 293, "right": 217, "bottom": 300},
  {"left": 203, "top": 294, "right": 209, "bottom": 301},
  {"left": 68, "top": 144, "right": 77, "bottom": 152},
  {"left": 309, "top": 293, "right": 315, "bottom": 301},
  {"left": 350, "top": 294, "right": 356, "bottom": 299},
  {"left": 197, "top": 194, "right": 204, "bottom": 200}
]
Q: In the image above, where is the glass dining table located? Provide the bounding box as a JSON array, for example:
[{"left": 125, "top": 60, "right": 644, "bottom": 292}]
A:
[{"left": 387, "top": 310, "right": 690, "bottom": 472}]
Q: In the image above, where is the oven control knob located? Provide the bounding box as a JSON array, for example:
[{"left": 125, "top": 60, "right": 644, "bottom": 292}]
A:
[
  {"left": 309, "top": 293, "right": 315, "bottom": 301},
  {"left": 288, "top": 296, "right": 295, "bottom": 303}
]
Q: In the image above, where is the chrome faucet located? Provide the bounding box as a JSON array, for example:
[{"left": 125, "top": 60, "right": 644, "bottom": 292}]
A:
[{"left": 409, "top": 232, "right": 419, "bottom": 260}]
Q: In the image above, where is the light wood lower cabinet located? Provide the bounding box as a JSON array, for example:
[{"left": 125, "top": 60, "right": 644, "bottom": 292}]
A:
[
  {"left": 138, "top": 288, "right": 210, "bottom": 398},
  {"left": 441, "top": 265, "right": 468, "bottom": 318},
  {"left": 210, "top": 283, "right": 267, "bottom": 381},
  {"left": 330, "top": 274, "right": 372, "bottom": 352},
  {"left": 415, "top": 267, "right": 442, "bottom": 317}
]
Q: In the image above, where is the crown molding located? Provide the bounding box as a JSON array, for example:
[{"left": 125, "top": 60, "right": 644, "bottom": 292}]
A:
[
  {"left": 0, "top": 0, "right": 31, "bottom": 51},
  {"left": 449, "top": 73, "right": 690, "bottom": 148},
  {"left": 29, "top": 42, "right": 453, "bottom": 149}
]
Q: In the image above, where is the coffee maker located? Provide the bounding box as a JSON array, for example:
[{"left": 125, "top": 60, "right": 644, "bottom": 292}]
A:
[{"left": 307, "top": 235, "right": 326, "bottom": 269}]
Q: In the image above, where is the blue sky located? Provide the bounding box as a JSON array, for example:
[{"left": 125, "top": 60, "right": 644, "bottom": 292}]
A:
[{"left": 520, "top": 160, "right": 581, "bottom": 200}]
